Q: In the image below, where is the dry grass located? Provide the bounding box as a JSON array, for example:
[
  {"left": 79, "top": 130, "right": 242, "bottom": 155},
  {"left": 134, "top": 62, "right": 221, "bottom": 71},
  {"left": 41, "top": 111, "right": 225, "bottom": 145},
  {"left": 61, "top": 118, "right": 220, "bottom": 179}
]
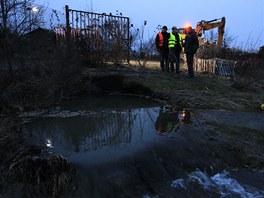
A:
[{"left": 120, "top": 59, "right": 264, "bottom": 112}]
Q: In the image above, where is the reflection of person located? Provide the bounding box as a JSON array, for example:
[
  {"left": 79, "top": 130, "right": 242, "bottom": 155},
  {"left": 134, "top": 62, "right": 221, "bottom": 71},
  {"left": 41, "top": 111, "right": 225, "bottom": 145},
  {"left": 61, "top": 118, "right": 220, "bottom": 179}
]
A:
[
  {"left": 183, "top": 26, "right": 199, "bottom": 78},
  {"left": 155, "top": 107, "right": 179, "bottom": 133},
  {"left": 178, "top": 110, "right": 191, "bottom": 123},
  {"left": 155, "top": 26, "right": 170, "bottom": 71}
]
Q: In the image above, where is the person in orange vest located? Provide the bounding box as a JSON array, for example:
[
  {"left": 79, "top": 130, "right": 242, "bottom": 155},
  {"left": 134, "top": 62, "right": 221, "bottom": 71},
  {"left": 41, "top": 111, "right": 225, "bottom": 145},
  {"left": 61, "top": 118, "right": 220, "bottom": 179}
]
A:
[{"left": 155, "top": 26, "right": 170, "bottom": 71}]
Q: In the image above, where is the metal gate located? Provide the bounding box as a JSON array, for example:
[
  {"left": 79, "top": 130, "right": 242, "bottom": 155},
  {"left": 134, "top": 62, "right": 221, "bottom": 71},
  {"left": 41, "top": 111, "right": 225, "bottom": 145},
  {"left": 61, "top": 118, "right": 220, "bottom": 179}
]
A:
[
  {"left": 56, "top": 5, "right": 130, "bottom": 62},
  {"left": 194, "top": 58, "right": 236, "bottom": 77}
]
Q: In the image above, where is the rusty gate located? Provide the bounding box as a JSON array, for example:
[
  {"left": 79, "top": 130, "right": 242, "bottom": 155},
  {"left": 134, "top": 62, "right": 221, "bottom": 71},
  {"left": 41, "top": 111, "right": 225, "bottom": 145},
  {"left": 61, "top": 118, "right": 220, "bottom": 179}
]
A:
[{"left": 56, "top": 5, "right": 130, "bottom": 62}]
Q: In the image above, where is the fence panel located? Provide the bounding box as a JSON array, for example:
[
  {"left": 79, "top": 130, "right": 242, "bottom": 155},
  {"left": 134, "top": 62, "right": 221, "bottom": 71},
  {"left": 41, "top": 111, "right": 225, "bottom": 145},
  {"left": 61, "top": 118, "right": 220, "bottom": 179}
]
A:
[
  {"left": 55, "top": 5, "right": 130, "bottom": 62},
  {"left": 194, "top": 58, "right": 236, "bottom": 77}
]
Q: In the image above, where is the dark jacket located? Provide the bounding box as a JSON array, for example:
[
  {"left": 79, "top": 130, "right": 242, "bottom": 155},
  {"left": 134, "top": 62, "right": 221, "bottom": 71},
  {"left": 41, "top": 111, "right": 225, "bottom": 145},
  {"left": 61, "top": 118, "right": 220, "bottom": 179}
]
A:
[
  {"left": 155, "top": 31, "right": 170, "bottom": 50},
  {"left": 184, "top": 30, "right": 199, "bottom": 54}
]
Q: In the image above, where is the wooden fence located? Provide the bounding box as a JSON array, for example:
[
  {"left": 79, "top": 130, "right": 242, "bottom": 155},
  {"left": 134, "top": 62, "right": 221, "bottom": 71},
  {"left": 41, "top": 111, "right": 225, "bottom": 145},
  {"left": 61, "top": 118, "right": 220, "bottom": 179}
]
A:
[{"left": 194, "top": 58, "right": 236, "bottom": 77}]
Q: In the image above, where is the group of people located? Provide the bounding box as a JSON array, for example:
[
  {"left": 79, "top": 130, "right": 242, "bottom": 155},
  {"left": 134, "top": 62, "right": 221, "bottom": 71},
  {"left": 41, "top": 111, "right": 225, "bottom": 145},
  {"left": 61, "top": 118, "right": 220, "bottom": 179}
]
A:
[{"left": 155, "top": 25, "right": 199, "bottom": 78}]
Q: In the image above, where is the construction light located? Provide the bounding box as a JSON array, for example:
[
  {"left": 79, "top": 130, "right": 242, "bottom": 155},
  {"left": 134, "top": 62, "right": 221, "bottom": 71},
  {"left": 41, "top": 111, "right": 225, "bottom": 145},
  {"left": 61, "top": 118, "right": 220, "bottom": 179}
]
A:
[
  {"left": 27, "top": 6, "right": 38, "bottom": 13},
  {"left": 184, "top": 22, "right": 191, "bottom": 28},
  {"left": 32, "top": 6, "right": 38, "bottom": 13}
]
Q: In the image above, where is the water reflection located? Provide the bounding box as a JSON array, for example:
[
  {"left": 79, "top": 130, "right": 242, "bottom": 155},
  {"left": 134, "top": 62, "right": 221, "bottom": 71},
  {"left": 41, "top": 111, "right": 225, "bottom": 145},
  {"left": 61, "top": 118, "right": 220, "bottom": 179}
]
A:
[
  {"left": 155, "top": 106, "right": 191, "bottom": 133},
  {"left": 24, "top": 108, "right": 159, "bottom": 152},
  {"left": 45, "top": 138, "right": 53, "bottom": 148},
  {"left": 22, "top": 96, "right": 164, "bottom": 166},
  {"left": 22, "top": 96, "right": 192, "bottom": 166},
  {"left": 45, "top": 138, "right": 54, "bottom": 154}
]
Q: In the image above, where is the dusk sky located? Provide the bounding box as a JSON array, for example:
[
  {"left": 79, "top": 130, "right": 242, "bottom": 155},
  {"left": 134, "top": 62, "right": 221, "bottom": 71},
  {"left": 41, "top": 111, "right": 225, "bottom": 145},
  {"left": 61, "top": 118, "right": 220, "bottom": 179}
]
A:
[{"left": 35, "top": 0, "right": 264, "bottom": 51}]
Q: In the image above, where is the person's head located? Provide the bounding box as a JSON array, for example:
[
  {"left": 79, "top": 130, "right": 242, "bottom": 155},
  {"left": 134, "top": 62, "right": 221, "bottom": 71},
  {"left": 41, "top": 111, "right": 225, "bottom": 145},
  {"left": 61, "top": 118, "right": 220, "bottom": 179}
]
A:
[
  {"left": 185, "top": 26, "right": 192, "bottom": 34},
  {"left": 172, "top": 26, "right": 177, "bottom": 33},
  {"left": 162, "top": 25, "right": 168, "bottom": 32}
]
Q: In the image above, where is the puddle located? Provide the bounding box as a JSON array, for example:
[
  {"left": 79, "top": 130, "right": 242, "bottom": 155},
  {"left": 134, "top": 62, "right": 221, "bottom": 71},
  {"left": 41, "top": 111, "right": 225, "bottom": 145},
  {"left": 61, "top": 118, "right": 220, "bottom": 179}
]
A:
[
  {"left": 20, "top": 96, "right": 264, "bottom": 197},
  {"left": 21, "top": 95, "right": 187, "bottom": 168}
]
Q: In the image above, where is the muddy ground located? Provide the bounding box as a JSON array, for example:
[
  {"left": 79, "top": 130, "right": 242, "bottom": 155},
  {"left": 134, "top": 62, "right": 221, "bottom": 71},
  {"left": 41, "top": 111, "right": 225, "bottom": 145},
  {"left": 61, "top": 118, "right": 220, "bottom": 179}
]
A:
[{"left": 0, "top": 61, "right": 264, "bottom": 197}]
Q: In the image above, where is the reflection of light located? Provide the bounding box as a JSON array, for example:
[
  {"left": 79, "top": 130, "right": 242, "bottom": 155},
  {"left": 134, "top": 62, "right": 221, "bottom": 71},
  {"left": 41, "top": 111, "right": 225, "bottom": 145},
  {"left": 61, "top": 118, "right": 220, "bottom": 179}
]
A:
[
  {"left": 179, "top": 110, "right": 191, "bottom": 123},
  {"left": 45, "top": 138, "right": 54, "bottom": 148},
  {"left": 178, "top": 111, "right": 186, "bottom": 122},
  {"left": 182, "top": 111, "right": 186, "bottom": 118}
]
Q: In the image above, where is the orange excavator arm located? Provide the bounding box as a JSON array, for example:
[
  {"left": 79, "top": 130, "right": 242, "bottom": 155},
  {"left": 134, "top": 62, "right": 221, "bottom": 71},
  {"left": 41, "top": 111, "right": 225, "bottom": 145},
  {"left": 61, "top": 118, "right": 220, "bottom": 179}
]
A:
[{"left": 195, "top": 17, "right": 226, "bottom": 46}]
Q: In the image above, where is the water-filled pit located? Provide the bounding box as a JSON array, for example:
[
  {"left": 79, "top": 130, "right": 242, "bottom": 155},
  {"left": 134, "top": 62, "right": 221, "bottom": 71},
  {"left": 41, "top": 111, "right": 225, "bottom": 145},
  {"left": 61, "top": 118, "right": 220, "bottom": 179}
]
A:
[{"left": 21, "top": 95, "right": 264, "bottom": 197}]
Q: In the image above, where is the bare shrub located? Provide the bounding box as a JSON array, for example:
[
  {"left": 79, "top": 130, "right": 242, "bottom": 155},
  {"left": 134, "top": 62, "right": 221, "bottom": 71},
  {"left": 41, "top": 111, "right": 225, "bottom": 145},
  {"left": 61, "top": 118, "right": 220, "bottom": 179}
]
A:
[
  {"left": 196, "top": 41, "right": 252, "bottom": 61},
  {"left": 196, "top": 42, "right": 222, "bottom": 59},
  {"left": 8, "top": 153, "right": 76, "bottom": 197},
  {"left": 74, "top": 23, "right": 129, "bottom": 65},
  {"left": 68, "top": 10, "right": 130, "bottom": 66},
  {"left": 1, "top": 0, "right": 45, "bottom": 77},
  {"left": 129, "top": 21, "right": 154, "bottom": 67},
  {"left": 232, "top": 50, "right": 264, "bottom": 89},
  {"left": 195, "top": 38, "right": 263, "bottom": 89},
  {"left": 0, "top": 41, "right": 84, "bottom": 110}
]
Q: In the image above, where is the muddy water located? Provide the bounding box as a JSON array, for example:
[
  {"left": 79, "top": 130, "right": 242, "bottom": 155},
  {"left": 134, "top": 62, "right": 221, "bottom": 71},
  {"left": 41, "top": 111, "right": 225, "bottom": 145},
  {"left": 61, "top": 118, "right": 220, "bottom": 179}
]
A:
[{"left": 21, "top": 96, "right": 264, "bottom": 197}]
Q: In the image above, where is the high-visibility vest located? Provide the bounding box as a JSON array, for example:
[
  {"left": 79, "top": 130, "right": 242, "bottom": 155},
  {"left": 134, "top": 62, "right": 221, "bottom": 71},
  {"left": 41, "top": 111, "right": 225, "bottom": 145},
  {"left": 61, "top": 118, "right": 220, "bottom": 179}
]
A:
[
  {"left": 168, "top": 32, "right": 176, "bottom": 48},
  {"left": 179, "top": 34, "right": 183, "bottom": 47},
  {"left": 158, "top": 32, "right": 163, "bottom": 47}
]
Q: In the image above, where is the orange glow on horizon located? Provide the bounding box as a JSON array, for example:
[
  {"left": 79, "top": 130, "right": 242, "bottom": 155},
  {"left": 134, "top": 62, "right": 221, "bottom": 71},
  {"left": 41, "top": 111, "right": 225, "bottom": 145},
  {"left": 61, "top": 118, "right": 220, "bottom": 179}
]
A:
[{"left": 183, "top": 22, "right": 192, "bottom": 28}]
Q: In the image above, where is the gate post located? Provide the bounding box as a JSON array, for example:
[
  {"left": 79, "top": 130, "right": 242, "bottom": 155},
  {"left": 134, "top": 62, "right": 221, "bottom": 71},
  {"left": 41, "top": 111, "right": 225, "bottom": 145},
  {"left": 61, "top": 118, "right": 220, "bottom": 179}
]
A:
[
  {"left": 65, "top": 5, "right": 71, "bottom": 52},
  {"left": 127, "top": 18, "right": 130, "bottom": 63}
]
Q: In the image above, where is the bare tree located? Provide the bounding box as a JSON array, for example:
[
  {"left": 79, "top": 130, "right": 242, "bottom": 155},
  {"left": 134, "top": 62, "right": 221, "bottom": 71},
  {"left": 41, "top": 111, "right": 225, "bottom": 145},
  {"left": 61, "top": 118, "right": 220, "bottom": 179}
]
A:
[
  {"left": 0, "top": 0, "right": 44, "bottom": 77},
  {"left": 129, "top": 21, "right": 152, "bottom": 67},
  {"left": 1, "top": 0, "right": 44, "bottom": 34}
]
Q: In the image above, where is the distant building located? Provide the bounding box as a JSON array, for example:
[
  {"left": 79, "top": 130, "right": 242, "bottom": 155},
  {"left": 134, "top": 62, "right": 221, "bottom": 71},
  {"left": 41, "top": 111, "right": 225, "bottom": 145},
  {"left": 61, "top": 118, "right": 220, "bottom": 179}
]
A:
[{"left": 23, "top": 27, "right": 56, "bottom": 53}]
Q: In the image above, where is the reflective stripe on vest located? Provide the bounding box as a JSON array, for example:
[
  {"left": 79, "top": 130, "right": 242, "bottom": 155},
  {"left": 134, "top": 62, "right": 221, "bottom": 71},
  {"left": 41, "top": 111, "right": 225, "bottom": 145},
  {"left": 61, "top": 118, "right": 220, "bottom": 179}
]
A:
[
  {"left": 168, "top": 32, "right": 176, "bottom": 48},
  {"left": 179, "top": 34, "right": 183, "bottom": 47},
  {"left": 158, "top": 32, "right": 164, "bottom": 47}
]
